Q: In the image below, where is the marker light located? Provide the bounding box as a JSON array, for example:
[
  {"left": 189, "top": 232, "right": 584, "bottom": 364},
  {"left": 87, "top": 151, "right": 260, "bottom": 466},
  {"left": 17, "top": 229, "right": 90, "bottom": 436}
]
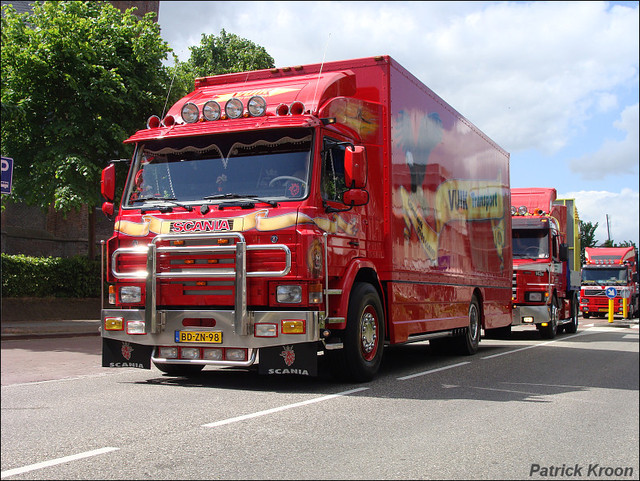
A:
[
  {"left": 247, "top": 96, "right": 267, "bottom": 117},
  {"left": 203, "top": 101, "right": 221, "bottom": 121},
  {"left": 290, "top": 101, "right": 305, "bottom": 115},
  {"left": 510, "top": 206, "right": 517, "bottom": 216},
  {"left": 147, "top": 115, "right": 161, "bottom": 129},
  {"left": 276, "top": 103, "right": 289, "bottom": 116},
  {"left": 225, "top": 98, "right": 243, "bottom": 119},
  {"left": 518, "top": 206, "right": 528, "bottom": 215},
  {"left": 181, "top": 102, "right": 199, "bottom": 123}
]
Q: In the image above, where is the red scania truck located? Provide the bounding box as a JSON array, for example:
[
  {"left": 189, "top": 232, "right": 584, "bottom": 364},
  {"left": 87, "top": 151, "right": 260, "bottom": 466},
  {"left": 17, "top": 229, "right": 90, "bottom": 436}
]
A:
[
  {"left": 99, "top": 55, "right": 512, "bottom": 381},
  {"left": 580, "top": 246, "right": 638, "bottom": 319},
  {"left": 510, "top": 188, "right": 581, "bottom": 338}
]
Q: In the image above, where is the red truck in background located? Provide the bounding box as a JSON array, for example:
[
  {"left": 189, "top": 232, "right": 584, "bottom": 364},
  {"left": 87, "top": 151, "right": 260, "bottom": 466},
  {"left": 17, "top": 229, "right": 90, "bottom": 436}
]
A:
[
  {"left": 580, "top": 246, "right": 639, "bottom": 319},
  {"left": 99, "top": 55, "right": 512, "bottom": 382},
  {"left": 510, "top": 188, "right": 581, "bottom": 338}
]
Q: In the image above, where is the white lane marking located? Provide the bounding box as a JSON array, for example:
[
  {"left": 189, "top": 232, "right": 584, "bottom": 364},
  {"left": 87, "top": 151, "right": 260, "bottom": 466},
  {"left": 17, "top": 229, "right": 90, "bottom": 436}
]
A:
[
  {"left": 481, "top": 329, "right": 598, "bottom": 360},
  {"left": 397, "top": 361, "right": 471, "bottom": 381},
  {"left": 1, "top": 447, "right": 119, "bottom": 479},
  {"left": 202, "top": 387, "right": 369, "bottom": 428}
]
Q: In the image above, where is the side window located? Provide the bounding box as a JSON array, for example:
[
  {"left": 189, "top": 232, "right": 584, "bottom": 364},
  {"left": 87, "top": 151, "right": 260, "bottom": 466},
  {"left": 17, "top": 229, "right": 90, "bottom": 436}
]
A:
[{"left": 321, "top": 138, "right": 347, "bottom": 202}]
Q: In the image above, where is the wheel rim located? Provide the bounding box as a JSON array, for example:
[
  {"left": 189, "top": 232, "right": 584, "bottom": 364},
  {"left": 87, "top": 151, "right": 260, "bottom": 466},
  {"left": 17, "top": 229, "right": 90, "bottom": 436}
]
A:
[
  {"left": 360, "top": 305, "right": 379, "bottom": 361},
  {"left": 469, "top": 303, "right": 479, "bottom": 341}
]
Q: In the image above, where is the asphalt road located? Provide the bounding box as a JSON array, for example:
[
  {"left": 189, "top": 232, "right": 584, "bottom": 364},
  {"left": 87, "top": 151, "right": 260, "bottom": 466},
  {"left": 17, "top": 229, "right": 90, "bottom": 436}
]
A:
[{"left": 1, "top": 322, "right": 638, "bottom": 480}]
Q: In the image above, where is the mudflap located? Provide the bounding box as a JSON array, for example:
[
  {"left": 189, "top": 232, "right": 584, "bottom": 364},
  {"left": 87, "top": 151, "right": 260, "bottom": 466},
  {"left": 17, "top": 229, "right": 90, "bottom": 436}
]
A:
[
  {"left": 102, "top": 338, "right": 153, "bottom": 369},
  {"left": 258, "top": 343, "right": 318, "bottom": 377}
]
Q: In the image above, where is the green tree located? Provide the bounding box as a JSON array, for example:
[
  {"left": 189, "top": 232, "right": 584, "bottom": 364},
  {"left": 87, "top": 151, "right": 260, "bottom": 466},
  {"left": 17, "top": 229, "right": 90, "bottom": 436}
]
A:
[
  {"left": 1, "top": 1, "right": 171, "bottom": 218},
  {"left": 166, "top": 29, "right": 275, "bottom": 107},
  {"left": 579, "top": 220, "right": 599, "bottom": 265}
]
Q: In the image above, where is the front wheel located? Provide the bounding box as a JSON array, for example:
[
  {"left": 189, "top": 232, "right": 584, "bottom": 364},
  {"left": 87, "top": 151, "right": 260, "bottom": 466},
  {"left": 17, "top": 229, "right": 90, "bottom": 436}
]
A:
[
  {"left": 328, "top": 282, "right": 385, "bottom": 382},
  {"left": 540, "top": 294, "right": 559, "bottom": 339}
]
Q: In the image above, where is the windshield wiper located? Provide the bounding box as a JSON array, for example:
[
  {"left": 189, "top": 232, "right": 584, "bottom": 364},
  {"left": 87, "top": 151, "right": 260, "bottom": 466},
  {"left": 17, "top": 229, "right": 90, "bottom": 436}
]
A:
[
  {"left": 204, "top": 193, "right": 278, "bottom": 207},
  {"left": 131, "top": 196, "right": 193, "bottom": 212}
]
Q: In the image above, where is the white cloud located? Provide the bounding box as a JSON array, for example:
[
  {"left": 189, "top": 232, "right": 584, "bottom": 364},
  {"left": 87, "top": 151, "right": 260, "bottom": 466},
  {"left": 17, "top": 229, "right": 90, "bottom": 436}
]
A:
[
  {"left": 160, "top": 1, "right": 639, "bottom": 157},
  {"left": 561, "top": 188, "right": 639, "bottom": 245},
  {"left": 569, "top": 103, "right": 639, "bottom": 179}
]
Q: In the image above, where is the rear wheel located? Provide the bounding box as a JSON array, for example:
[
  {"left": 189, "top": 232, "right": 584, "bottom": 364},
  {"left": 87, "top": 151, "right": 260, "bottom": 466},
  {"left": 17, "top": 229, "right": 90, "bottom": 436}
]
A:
[
  {"left": 564, "top": 293, "right": 579, "bottom": 334},
  {"left": 153, "top": 362, "right": 204, "bottom": 376},
  {"left": 328, "top": 282, "right": 384, "bottom": 382},
  {"left": 456, "top": 295, "right": 481, "bottom": 355}
]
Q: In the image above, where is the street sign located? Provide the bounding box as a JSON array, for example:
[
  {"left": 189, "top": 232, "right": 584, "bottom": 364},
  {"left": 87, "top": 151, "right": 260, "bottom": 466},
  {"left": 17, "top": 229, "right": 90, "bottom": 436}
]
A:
[
  {"left": 1, "top": 156, "right": 13, "bottom": 195},
  {"left": 605, "top": 287, "right": 618, "bottom": 299}
]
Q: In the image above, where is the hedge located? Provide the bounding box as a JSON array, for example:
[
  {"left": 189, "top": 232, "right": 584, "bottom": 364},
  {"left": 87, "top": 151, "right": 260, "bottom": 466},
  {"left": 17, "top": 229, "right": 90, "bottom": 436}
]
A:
[{"left": 1, "top": 254, "right": 102, "bottom": 298}]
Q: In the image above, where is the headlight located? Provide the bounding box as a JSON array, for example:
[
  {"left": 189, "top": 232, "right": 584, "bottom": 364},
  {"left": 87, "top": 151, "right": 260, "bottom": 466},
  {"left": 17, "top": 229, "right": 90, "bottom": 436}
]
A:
[
  {"left": 120, "top": 286, "right": 142, "bottom": 303},
  {"left": 203, "top": 101, "right": 221, "bottom": 121},
  {"left": 247, "top": 96, "right": 267, "bottom": 117},
  {"left": 276, "top": 285, "right": 302, "bottom": 303},
  {"left": 225, "top": 98, "right": 243, "bottom": 119},
  {"left": 181, "top": 102, "right": 199, "bottom": 123},
  {"left": 526, "top": 292, "right": 543, "bottom": 302}
]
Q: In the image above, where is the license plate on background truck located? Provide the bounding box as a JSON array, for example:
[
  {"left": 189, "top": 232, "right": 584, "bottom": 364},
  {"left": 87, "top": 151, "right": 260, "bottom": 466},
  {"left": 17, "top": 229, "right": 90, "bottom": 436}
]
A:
[{"left": 175, "top": 331, "right": 222, "bottom": 343}]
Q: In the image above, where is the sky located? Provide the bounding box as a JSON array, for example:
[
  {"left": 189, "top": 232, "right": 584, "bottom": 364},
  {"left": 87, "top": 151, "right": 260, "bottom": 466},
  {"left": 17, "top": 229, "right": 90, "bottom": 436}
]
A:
[{"left": 157, "top": 1, "right": 639, "bottom": 246}]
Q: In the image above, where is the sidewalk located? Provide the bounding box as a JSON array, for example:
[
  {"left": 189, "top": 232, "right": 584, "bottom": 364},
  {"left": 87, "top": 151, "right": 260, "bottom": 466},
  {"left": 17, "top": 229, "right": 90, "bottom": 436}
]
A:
[
  {"left": 1, "top": 297, "right": 101, "bottom": 340},
  {"left": 1, "top": 319, "right": 100, "bottom": 340}
]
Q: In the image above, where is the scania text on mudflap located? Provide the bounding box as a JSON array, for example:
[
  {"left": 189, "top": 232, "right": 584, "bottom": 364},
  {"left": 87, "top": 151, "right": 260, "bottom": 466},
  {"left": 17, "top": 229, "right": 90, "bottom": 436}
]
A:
[{"left": 100, "top": 55, "right": 513, "bottom": 382}]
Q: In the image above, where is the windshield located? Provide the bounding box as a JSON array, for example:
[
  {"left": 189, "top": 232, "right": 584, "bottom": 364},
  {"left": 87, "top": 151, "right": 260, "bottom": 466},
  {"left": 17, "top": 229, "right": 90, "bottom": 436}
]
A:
[
  {"left": 124, "top": 128, "right": 313, "bottom": 207},
  {"left": 512, "top": 229, "right": 550, "bottom": 259},
  {"left": 582, "top": 267, "right": 627, "bottom": 285}
]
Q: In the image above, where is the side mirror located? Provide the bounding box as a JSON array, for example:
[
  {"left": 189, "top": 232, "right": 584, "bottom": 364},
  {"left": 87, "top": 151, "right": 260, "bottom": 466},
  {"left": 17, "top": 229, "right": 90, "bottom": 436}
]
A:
[
  {"left": 102, "top": 201, "right": 114, "bottom": 218},
  {"left": 559, "top": 243, "right": 568, "bottom": 262},
  {"left": 343, "top": 189, "right": 369, "bottom": 207},
  {"left": 101, "top": 164, "right": 116, "bottom": 202},
  {"left": 344, "top": 145, "right": 367, "bottom": 189}
]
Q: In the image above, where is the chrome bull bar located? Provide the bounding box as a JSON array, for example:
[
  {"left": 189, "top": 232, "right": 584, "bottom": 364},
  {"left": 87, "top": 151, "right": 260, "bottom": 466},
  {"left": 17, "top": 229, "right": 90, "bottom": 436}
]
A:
[{"left": 110, "top": 232, "right": 291, "bottom": 336}]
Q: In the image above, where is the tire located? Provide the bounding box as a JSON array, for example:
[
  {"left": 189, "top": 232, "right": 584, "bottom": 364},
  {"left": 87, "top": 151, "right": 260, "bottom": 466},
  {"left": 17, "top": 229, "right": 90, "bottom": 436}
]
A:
[
  {"left": 329, "top": 282, "right": 384, "bottom": 382},
  {"left": 540, "top": 294, "right": 559, "bottom": 339},
  {"left": 456, "top": 295, "right": 481, "bottom": 355},
  {"left": 153, "top": 361, "right": 204, "bottom": 376},
  {"left": 583, "top": 312, "right": 590, "bottom": 319},
  {"left": 564, "top": 293, "right": 579, "bottom": 334}
]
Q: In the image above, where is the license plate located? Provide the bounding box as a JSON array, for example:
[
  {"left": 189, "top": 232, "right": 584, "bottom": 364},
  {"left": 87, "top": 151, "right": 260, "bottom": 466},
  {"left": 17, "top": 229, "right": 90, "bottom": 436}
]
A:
[
  {"left": 598, "top": 308, "right": 610, "bottom": 312},
  {"left": 175, "top": 331, "right": 223, "bottom": 343}
]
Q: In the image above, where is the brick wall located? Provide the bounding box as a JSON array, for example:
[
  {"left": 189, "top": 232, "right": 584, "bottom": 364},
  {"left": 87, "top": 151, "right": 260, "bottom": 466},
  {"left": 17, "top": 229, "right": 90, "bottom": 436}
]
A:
[{"left": 1, "top": 201, "right": 114, "bottom": 258}]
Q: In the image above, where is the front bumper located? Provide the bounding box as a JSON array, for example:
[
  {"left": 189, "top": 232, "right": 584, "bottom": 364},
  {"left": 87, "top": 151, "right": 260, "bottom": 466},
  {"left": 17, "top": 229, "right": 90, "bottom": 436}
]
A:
[
  {"left": 102, "top": 308, "right": 321, "bottom": 367},
  {"left": 512, "top": 304, "right": 549, "bottom": 326}
]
